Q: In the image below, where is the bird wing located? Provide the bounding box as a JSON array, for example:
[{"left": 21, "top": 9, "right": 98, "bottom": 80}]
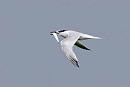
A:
[
  {"left": 60, "top": 32, "right": 80, "bottom": 67},
  {"left": 75, "top": 41, "right": 91, "bottom": 51}
]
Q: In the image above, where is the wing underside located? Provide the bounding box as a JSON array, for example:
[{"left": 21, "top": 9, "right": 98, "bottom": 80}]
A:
[
  {"left": 62, "top": 45, "right": 80, "bottom": 67},
  {"left": 60, "top": 32, "right": 80, "bottom": 67},
  {"left": 75, "top": 41, "right": 91, "bottom": 51},
  {"left": 69, "top": 55, "right": 79, "bottom": 67}
]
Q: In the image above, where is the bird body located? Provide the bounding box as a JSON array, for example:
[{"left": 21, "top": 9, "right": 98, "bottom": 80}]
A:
[
  {"left": 50, "top": 30, "right": 101, "bottom": 67},
  {"left": 58, "top": 30, "right": 101, "bottom": 40}
]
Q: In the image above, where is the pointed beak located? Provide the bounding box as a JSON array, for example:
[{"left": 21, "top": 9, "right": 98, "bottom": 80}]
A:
[
  {"left": 50, "top": 31, "right": 56, "bottom": 35},
  {"left": 50, "top": 31, "right": 59, "bottom": 35}
]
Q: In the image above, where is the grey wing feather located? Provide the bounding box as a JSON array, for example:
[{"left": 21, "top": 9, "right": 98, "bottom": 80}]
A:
[
  {"left": 62, "top": 45, "right": 80, "bottom": 67},
  {"left": 60, "top": 32, "right": 80, "bottom": 67},
  {"left": 75, "top": 41, "right": 91, "bottom": 51}
]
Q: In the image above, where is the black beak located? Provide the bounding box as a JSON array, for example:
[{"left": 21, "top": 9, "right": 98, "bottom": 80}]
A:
[
  {"left": 50, "top": 31, "right": 59, "bottom": 35},
  {"left": 50, "top": 31, "right": 56, "bottom": 35}
]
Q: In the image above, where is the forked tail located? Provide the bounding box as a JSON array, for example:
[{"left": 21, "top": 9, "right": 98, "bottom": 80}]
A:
[{"left": 83, "top": 34, "right": 102, "bottom": 39}]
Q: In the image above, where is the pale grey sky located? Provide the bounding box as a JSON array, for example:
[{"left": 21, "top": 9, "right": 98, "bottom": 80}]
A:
[{"left": 0, "top": 0, "right": 130, "bottom": 87}]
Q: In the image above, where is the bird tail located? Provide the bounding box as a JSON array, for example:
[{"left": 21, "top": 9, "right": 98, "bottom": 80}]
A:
[
  {"left": 91, "top": 36, "right": 102, "bottom": 39},
  {"left": 83, "top": 34, "right": 102, "bottom": 39}
]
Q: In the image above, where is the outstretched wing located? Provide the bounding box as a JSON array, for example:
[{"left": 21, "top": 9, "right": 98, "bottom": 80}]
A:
[
  {"left": 75, "top": 41, "right": 91, "bottom": 51},
  {"left": 60, "top": 32, "right": 80, "bottom": 67}
]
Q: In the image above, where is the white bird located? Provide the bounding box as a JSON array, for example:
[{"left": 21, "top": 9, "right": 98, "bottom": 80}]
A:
[{"left": 50, "top": 30, "right": 101, "bottom": 67}]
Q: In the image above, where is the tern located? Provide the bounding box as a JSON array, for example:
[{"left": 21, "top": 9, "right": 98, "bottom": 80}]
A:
[{"left": 50, "top": 30, "right": 101, "bottom": 67}]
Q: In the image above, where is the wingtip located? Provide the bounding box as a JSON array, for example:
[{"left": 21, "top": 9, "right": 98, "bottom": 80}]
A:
[
  {"left": 98, "top": 37, "right": 102, "bottom": 39},
  {"left": 77, "top": 65, "right": 80, "bottom": 68},
  {"left": 75, "top": 61, "right": 80, "bottom": 68},
  {"left": 95, "top": 37, "right": 102, "bottom": 39},
  {"left": 86, "top": 48, "right": 91, "bottom": 51}
]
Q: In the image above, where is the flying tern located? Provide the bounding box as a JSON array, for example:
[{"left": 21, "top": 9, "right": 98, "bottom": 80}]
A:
[{"left": 50, "top": 30, "right": 101, "bottom": 67}]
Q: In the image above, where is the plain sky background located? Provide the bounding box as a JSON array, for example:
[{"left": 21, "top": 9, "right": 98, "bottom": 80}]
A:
[{"left": 0, "top": 0, "right": 130, "bottom": 87}]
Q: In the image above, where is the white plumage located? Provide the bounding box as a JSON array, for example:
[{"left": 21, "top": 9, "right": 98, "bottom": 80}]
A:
[{"left": 50, "top": 30, "right": 101, "bottom": 67}]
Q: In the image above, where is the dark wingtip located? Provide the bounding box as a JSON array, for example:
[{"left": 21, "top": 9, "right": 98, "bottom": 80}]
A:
[
  {"left": 77, "top": 65, "right": 80, "bottom": 68},
  {"left": 75, "top": 61, "right": 80, "bottom": 68},
  {"left": 87, "top": 48, "right": 91, "bottom": 51},
  {"left": 84, "top": 48, "right": 91, "bottom": 51}
]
